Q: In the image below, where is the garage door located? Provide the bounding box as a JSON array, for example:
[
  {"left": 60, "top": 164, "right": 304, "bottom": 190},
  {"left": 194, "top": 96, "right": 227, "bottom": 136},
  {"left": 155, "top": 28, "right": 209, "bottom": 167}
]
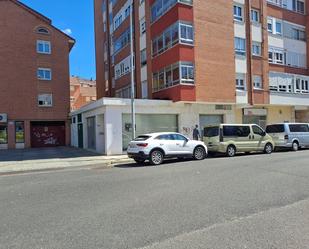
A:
[
  {"left": 199, "top": 115, "right": 223, "bottom": 136},
  {"left": 31, "top": 121, "right": 65, "bottom": 148},
  {"left": 122, "top": 114, "right": 178, "bottom": 150}
]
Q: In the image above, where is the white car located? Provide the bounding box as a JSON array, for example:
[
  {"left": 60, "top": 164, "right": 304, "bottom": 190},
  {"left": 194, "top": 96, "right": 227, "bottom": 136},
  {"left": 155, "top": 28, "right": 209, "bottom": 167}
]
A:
[{"left": 127, "top": 132, "right": 208, "bottom": 165}]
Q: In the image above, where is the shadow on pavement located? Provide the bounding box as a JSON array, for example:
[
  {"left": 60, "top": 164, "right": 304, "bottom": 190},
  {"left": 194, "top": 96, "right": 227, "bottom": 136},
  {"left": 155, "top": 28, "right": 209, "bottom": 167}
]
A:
[
  {"left": 114, "top": 150, "right": 289, "bottom": 169},
  {"left": 0, "top": 146, "right": 100, "bottom": 162}
]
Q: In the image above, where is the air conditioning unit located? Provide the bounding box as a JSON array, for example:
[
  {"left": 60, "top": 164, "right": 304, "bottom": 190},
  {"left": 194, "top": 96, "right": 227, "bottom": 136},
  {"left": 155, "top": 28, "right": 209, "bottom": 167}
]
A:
[{"left": 0, "top": 113, "right": 8, "bottom": 123}]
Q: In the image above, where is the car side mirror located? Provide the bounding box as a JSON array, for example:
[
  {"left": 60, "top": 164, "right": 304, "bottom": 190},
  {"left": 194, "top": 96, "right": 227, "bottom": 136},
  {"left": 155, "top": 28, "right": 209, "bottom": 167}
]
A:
[{"left": 262, "top": 131, "right": 266, "bottom": 137}]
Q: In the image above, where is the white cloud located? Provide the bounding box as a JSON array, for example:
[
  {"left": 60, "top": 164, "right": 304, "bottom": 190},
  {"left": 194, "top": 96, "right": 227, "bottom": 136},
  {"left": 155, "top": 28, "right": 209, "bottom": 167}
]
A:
[{"left": 62, "top": 28, "right": 72, "bottom": 35}]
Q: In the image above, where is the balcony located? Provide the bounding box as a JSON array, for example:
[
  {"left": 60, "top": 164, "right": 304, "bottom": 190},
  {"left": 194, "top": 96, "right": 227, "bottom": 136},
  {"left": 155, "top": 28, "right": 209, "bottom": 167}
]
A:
[
  {"left": 267, "top": 0, "right": 305, "bottom": 15},
  {"left": 269, "top": 71, "right": 309, "bottom": 106},
  {"left": 270, "top": 92, "right": 309, "bottom": 106}
]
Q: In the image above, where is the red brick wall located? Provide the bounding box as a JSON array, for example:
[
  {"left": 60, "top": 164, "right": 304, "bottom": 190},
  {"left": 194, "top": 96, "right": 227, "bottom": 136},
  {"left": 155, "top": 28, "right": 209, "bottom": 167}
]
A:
[
  {"left": 194, "top": 0, "right": 236, "bottom": 103},
  {"left": 0, "top": 0, "right": 73, "bottom": 148}
]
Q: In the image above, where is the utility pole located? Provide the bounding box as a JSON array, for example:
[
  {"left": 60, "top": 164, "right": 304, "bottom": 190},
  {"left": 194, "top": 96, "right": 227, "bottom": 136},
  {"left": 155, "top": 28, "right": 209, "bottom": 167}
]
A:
[{"left": 130, "top": 2, "right": 136, "bottom": 139}]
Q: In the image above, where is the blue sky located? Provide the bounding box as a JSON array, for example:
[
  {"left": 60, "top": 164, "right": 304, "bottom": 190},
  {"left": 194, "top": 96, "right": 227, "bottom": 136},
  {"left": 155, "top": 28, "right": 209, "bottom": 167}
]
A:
[{"left": 20, "top": 0, "right": 96, "bottom": 80}]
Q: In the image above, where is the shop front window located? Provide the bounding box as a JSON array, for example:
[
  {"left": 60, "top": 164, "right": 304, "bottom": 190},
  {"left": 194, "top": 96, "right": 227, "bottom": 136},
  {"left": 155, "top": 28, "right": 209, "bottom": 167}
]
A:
[
  {"left": 15, "top": 121, "right": 25, "bottom": 143},
  {"left": 0, "top": 124, "right": 8, "bottom": 144}
]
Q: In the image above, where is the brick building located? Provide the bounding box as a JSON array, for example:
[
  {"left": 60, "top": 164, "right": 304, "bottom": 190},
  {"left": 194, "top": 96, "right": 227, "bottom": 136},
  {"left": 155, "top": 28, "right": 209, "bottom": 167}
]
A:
[
  {"left": 0, "top": 0, "right": 75, "bottom": 149},
  {"left": 94, "top": 0, "right": 309, "bottom": 128},
  {"left": 70, "top": 76, "right": 97, "bottom": 111}
]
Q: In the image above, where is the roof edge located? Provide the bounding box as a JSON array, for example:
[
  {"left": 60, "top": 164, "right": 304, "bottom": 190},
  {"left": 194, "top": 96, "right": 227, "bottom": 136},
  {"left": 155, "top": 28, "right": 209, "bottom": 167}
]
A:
[{"left": 10, "top": 0, "right": 76, "bottom": 46}]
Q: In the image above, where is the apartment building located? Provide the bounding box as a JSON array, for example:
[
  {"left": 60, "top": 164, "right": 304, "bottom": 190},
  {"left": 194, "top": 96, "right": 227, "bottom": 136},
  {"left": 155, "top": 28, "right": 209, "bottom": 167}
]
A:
[
  {"left": 94, "top": 0, "right": 309, "bottom": 126},
  {"left": 70, "top": 76, "right": 97, "bottom": 111},
  {"left": 0, "top": 0, "right": 75, "bottom": 149}
]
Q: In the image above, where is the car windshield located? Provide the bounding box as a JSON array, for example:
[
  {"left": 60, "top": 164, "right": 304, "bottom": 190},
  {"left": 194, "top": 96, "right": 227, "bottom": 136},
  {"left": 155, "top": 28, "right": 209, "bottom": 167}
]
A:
[
  {"left": 134, "top": 135, "right": 151, "bottom": 141},
  {"left": 266, "top": 125, "right": 285, "bottom": 133},
  {"left": 204, "top": 127, "right": 219, "bottom": 137}
]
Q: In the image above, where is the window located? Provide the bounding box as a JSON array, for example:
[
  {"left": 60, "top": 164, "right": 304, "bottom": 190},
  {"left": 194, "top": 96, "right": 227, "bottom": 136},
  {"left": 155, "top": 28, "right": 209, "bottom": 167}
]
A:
[
  {"left": 289, "top": 124, "right": 309, "bottom": 132},
  {"left": 223, "top": 126, "right": 250, "bottom": 137},
  {"left": 152, "top": 22, "right": 193, "bottom": 57},
  {"left": 15, "top": 121, "right": 24, "bottom": 143},
  {"left": 37, "top": 68, "right": 52, "bottom": 80},
  {"left": 267, "top": 0, "right": 305, "bottom": 14},
  {"left": 292, "top": 28, "right": 306, "bottom": 41},
  {"left": 234, "top": 5, "right": 243, "bottom": 21},
  {"left": 204, "top": 127, "right": 219, "bottom": 137},
  {"left": 114, "top": 55, "right": 134, "bottom": 79},
  {"left": 236, "top": 74, "right": 246, "bottom": 90},
  {"left": 292, "top": 0, "right": 305, "bottom": 14},
  {"left": 298, "top": 79, "right": 309, "bottom": 93},
  {"left": 0, "top": 124, "right": 7, "bottom": 144},
  {"left": 269, "top": 48, "right": 284, "bottom": 64},
  {"left": 267, "top": 18, "right": 273, "bottom": 32},
  {"left": 151, "top": 0, "right": 192, "bottom": 23},
  {"left": 38, "top": 94, "right": 53, "bottom": 107},
  {"left": 115, "top": 85, "right": 132, "bottom": 98},
  {"left": 266, "top": 124, "right": 285, "bottom": 133},
  {"left": 156, "top": 134, "right": 173, "bottom": 140},
  {"left": 141, "top": 80, "right": 148, "bottom": 99},
  {"left": 252, "top": 125, "right": 265, "bottom": 136},
  {"left": 234, "top": 37, "right": 246, "bottom": 56},
  {"left": 180, "top": 62, "right": 194, "bottom": 83},
  {"left": 252, "top": 42, "right": 261, "bottom": 56},
  {"left": 140, "top": 17, "right": 146, "bottom": 34},
  {"left": 140, "top": 49, "right": 147, "bottom": 66},
  {"left": 180, "top": 23, "right": 194, "bottom": 44},
  {"left": 36, "top": 27, "right": 49, "bottom": 35},
  {"left": 251, "top": 9, "right": 259, "bottom": 23},
  {"left": 113, "top": 28, "right": 130, "bottom": 54},
  {"left": 253, "top": 75, "right": 263, "bottom": 89},
  {"left": 134, "top": 135, "right": 151, "bottom": 141},
  {"left": 275, "top": 21, "right": 282, "bottom": 35},
  {"left": 113, "top": 2, "right": 131, "bottom": 30},
  {"left": 268, "top": 17, "right": 283, "bottom": 35},
  {"left": 152, "top": 62, "right": 194, "bottom": 92},
  {"left": 37, "top": 40, "right": 51, "bottom": 54},
  {"left": 172, "top": 134, "right": 187, "bottom": 141}
]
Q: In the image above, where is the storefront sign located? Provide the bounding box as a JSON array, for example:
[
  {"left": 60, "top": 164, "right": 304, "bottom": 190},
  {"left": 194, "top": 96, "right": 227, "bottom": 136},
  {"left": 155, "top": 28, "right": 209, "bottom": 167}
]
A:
[
  {"left": 243, "top": 109, "right": 267, "bottom": 116},
  {"left": 0, "top": 114, "right": 8, "bottom": 123}
]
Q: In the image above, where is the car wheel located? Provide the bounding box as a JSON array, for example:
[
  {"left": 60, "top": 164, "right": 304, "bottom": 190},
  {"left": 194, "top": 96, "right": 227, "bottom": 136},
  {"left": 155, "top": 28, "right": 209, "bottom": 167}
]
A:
[
  {"left": 193, "top": 146, "right": 206, "bottom": 160},
  {"left": 134, "top": 158, "right": 145, "bottom": 164},
  {"left": 149, "top": 150, "right": 164, "bottom": 165},
  {"left": 264, "top": 143, "right": 273, "bottom": 154},
  {"left": 226, "top": 145, "right": 236, "bottom": 157},
  {"left": 292, "top": 141, "right": 299, "bottom": 152}
]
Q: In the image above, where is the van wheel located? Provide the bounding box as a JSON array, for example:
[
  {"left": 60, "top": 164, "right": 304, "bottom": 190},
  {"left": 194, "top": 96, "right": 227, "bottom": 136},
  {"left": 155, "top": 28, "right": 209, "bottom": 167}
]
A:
[
  {"left": 149, "top": 150, "right": 164, "bottom": 165},
  {"left": 226, "top": 145, "right": 236, "bottom": 157},
  {"left": 264, "top": 143, "right": 273, "bottom": 154},
  {"left": 292, "top": 141, "right": 299, "bottom": 152},
  {"left": 193, "top": 146, "right": 206, "bottom": 160}
]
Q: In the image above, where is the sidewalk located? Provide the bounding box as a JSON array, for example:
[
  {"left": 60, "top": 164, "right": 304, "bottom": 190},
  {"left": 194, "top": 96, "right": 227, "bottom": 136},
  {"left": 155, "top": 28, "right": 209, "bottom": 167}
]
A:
[{"left": 0, "top": 147, "right": 133, "bottom": 174}]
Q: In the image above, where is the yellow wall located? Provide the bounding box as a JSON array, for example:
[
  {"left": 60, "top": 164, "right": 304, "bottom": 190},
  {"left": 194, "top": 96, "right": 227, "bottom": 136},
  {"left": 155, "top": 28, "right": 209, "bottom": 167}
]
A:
[
  {"left": 234, "top": 106, "right": 294, "bottom": 124},
  {"left": 267, "top": 106, "right": 294, "bottom": 124},
  {"left": 235, "top": 108, "right": 243, "bottom": 123}
]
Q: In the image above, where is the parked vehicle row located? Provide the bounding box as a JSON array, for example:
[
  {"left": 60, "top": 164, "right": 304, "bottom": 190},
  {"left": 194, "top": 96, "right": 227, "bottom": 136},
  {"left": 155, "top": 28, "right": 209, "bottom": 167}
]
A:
[{"left": 127, "top": 123, "right": 309, "bottom": 165}]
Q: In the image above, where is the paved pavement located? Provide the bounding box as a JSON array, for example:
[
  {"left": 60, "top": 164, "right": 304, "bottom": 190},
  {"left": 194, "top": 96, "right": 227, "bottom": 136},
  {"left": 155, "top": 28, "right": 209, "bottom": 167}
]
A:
[
  {"left": 0, "top": 147, "right": 132, "bottom": 173},
  {"left": 1, "top": 150, "right": 309, "bottom": 249}
]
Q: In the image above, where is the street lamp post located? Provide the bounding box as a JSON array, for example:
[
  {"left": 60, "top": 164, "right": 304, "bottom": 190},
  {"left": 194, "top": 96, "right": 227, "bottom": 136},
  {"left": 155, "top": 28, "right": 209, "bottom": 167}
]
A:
[{"left": 130, "top": 3, "right": 136, "bottom": 139}]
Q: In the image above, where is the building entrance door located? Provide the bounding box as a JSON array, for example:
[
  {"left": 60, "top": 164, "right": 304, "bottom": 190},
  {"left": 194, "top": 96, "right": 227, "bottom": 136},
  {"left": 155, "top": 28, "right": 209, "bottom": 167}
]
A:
[{"left": 78, "top": 123, "right": 83, "bottom": 148}]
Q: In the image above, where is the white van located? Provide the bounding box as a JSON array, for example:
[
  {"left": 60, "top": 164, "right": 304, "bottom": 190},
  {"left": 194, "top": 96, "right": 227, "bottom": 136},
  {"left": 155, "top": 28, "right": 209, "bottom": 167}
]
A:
[{"left": 266, "top": 123, "right": 309, "bottom": 151}]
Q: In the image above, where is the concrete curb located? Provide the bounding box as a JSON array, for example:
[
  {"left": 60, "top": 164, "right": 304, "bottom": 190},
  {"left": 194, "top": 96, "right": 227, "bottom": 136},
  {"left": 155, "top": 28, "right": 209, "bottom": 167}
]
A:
[{"left": 0, "top": 158, "right": 134, "bottom": 175}]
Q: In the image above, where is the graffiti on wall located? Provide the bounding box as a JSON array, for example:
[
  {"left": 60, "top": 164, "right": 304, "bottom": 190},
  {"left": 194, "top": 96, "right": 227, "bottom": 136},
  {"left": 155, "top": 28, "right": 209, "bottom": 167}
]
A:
[{"left": 181, "top": 126, "right": 194, "bottom": 138}]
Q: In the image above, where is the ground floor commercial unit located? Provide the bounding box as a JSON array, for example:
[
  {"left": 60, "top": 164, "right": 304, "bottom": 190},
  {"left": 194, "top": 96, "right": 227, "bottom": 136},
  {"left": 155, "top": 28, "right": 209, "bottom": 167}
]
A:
[
  {"left": 70, "top": 98, "right": 309, "bottom": 155},
  {"left": 0, "top": 116, "right": 71, "bottom": 150}
]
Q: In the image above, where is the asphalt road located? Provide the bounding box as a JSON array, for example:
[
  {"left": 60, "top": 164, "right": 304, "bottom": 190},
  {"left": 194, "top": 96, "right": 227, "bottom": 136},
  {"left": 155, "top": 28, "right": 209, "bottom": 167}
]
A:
[{"left": 1, "top": 150, "right": 309, "bottom": 249}]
